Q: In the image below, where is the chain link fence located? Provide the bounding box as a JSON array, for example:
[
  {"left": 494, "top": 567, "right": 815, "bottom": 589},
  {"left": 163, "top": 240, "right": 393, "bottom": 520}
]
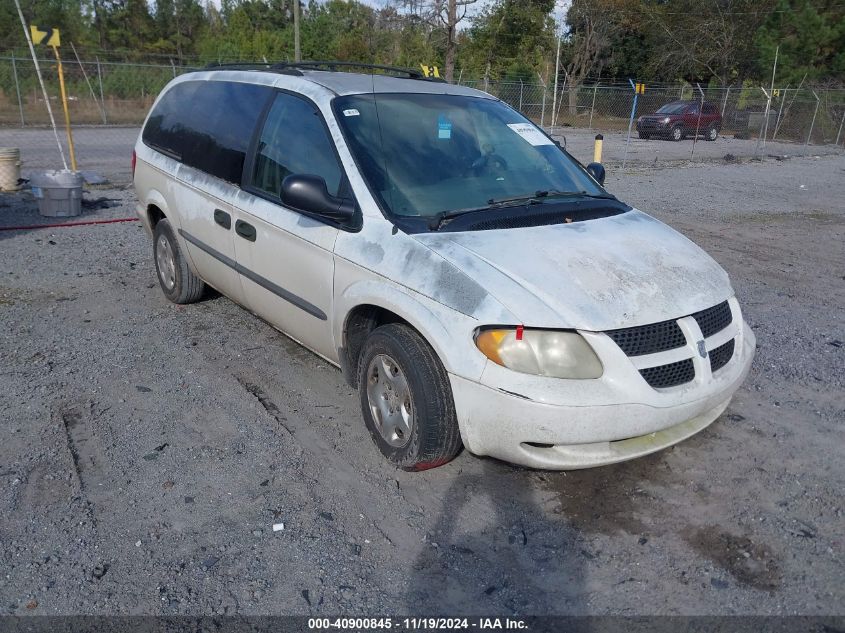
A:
[
  {"left": 467, "top": 78, "right": 845, "bottom": 147},
  {"left": 0, "top": 54, "right": 843, "bottom": 183}
]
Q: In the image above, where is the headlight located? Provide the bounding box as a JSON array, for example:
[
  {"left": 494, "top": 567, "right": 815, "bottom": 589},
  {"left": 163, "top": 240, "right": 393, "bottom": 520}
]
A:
[
  {"left": 475, "top": 327, "right": 603, "bottom": 379},
  {"left": 662, "top": 117, "right": 671, "bottom": 124}
]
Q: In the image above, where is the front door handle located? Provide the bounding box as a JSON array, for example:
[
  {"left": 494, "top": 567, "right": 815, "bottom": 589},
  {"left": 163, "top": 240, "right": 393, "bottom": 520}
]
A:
[
  {"left": 235, "top": 219, "right": 256, "bottom": 242},
  {"left": 213, "top": 208, "right": 231, "bottom": 229}
]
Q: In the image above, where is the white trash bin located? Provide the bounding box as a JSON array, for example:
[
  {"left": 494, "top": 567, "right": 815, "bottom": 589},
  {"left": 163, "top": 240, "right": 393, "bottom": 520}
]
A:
[
  {"left": 29, "top": 170, "right": 84, "bottom": 217},
  {"left": 0, "top": 147, "right": 21, "bottom": 192}
]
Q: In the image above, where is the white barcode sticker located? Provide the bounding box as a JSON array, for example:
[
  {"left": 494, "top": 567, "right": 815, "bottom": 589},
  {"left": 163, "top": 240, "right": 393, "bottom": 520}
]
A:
[
  {"left": 507, "top": 123, "right": 554, "bottom": 146},
  {"left": 342, "top": 108, "right": 360, "bottom": 117}
]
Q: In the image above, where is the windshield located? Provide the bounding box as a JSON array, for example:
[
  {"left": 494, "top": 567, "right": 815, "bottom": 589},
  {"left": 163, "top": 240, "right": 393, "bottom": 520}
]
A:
[
  {"left": 656, "top": 102, "right": 689, "bottom": 114},
  {"left": 333, "top": 93, "right": 605, "bottom": 219}
]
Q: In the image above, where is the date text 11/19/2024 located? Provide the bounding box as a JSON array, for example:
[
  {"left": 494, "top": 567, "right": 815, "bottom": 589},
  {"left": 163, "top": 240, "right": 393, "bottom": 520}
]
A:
[{"left": 308, "top": 617, "right": 529, "bottom": 630}]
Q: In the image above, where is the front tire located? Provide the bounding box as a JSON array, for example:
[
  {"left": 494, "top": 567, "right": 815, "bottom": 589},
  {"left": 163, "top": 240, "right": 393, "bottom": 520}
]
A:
[
  {"left": 153, "top": 218, "right": 206, "bottom": 304},
  {"left": 670, "top": 125, "right": 684, "bottom": 142},
  {"left": 357, "top": 324, "right": 462, "bottom": 471}
]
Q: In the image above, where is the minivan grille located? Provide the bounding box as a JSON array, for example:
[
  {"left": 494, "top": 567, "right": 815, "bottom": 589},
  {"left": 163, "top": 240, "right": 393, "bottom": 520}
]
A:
[
  {"left": 606, "top": 320, "right": 686, "bottom": 357},
  {"left": 604, "top": 299, "right": 737, "bottom": 390},
  {"left": 692, "top": 301, "right": 732, "bottom": 338},
  {"left": 709, "top": 339, "right": 735, "bottom": 373},
  {"left": 639, "top": 359, "right": 695, "bottom": 389}
]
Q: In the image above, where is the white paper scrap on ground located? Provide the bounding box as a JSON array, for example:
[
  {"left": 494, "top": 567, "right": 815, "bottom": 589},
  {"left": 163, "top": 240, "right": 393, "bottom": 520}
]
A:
[
  {"left": 507, "top": 123, "right": 554, "bottom": 146},
  {"left": 272, "top": 522, "right": 285, "bottom": 532}
]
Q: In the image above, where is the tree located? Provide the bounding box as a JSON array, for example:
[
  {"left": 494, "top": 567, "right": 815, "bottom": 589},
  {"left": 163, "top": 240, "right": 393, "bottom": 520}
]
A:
[
  {"left": 756, "top": 0, "right": 845, "bottom": 85},
  {"left": 562, "top": 0, "right": 626, "bottom": 113},
  {"left": 460, "top": 0, "right": 555, "bottom": 81},
  {"left": 395, "top": 0, "right": 478, "bottom": 81},
  {"left": 638, "top": 0, "right": 778, "bottom": 85},
  {"left": 440, "top": 0, "right": 477, "bottom": 81}
]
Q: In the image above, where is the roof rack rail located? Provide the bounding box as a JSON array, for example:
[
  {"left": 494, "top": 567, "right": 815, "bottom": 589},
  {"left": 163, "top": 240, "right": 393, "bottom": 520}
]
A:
[
  {"left": 204, "top": 61, "right": 272, "bottom": 70},
  {"left": 272, "top": 61, "right": 431, "bottom": 79},
  {"left": 203, "top": 60, "right": 445, "bottom": 82}
]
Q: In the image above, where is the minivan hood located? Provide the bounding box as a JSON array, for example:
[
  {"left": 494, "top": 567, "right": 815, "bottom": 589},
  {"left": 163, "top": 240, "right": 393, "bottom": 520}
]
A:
[{"left": 412, "top": 210, "right": 732, "bottom": 331}]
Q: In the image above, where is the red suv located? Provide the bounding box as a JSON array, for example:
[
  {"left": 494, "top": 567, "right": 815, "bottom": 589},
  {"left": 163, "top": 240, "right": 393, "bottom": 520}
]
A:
[{"left": 637, "top": 100, "right": 721, "bottom": 141}]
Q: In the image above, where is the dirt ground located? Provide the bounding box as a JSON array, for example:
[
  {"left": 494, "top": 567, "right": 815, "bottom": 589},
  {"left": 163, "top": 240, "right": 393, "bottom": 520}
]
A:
[{"left": 0, "top": 153, "right": 843, "bottom": 617}]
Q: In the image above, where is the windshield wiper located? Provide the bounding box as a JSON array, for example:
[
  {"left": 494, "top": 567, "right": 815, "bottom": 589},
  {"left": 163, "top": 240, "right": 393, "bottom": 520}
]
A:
[
  {"left": 539, "top": 189, "right": 617, "bottom": 201},
  {"left": 428, "top": 197, "right": 542, "bottom": 230},
  {"left": 487, "top": 190, "right": 616, "bottom": 205},
  {"left": 428, "top": 190, "right": 617, "bottom": 231}
]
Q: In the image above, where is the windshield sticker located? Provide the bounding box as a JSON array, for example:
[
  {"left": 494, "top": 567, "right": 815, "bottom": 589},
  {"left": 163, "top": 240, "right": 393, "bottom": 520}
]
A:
[
  {"left": 438, "top": 114, "right": 452, "bottom": 139},
  {"left": 507, "top": 123, "right": 554, "bottom": 146},
  {"left": 342, "top": 108, "right": 360, "bottom": 117}
]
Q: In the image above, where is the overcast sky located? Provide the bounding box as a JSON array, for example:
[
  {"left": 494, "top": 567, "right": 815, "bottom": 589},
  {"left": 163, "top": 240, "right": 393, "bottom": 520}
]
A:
[{"left": 358, "top": 0, "right": 571, "bottom": 25}]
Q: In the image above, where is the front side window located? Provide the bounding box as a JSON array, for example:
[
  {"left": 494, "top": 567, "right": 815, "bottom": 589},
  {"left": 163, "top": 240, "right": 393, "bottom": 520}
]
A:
[
  {"left": 333, "top": 93, "right": 605, "bottom": 223},
  {"left": 252, "top": 92, "right": 343, "bottom": 199}
]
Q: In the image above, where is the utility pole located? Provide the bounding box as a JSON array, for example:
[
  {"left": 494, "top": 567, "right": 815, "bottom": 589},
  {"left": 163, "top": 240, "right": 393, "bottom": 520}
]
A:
[{"left": 293, "top": 0, "right": 301, "bottom": 62}]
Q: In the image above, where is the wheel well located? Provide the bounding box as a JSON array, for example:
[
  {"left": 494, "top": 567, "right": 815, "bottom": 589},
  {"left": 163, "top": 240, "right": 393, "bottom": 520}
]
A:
[
  {"left": 147, "top": 204, "right": 165, "bottom": 228},
  {"left": 341, "top": 305, "right": 410, "bottom": 389}
]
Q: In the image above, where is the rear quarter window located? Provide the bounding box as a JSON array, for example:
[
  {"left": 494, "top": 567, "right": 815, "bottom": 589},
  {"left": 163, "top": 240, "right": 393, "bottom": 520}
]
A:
[{"left": 142, "top": 80, "right": 272, "bottom": 185}]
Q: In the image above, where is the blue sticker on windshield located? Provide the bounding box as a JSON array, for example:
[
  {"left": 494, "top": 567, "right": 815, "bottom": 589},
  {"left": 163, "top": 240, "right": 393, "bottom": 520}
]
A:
[{"left": 438, "top": 114, "right": 452, "bottom": 139}]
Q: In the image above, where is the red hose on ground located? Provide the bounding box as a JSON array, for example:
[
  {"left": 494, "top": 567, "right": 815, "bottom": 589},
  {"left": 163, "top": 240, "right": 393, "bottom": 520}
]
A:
[{"left": 0, "top": 217, "right": 138, "bottom": 232}]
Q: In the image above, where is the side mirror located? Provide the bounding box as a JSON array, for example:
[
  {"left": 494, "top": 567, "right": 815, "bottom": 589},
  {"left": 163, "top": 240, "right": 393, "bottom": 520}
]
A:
[
  {"left": 586, "top": 162, "right": 606, "bottom": 186},
  {"left": 281, "top": 174, "right": 355, "bottom": 223}
]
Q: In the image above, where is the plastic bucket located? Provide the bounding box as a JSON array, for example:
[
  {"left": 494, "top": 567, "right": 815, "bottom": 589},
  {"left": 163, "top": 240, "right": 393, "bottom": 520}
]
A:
[
  {"left": 29, "top": 170, "right": 84, "bottom": 217},
  {"left": 0, "top": 147, "right": 21, "bottom": 192}
]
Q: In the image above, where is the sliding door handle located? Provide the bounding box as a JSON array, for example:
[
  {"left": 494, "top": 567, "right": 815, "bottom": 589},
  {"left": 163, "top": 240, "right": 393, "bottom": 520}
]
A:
[
  {"left": 213, "top": 208, "right": 231, "bottom": 229},
  {"left": 235, "top": 219, "right": 256, "bottom": 242}
]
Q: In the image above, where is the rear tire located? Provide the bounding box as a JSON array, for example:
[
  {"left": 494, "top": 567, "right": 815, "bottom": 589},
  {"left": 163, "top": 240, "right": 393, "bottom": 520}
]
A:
[
  {"left": 670, "top": 125, "right": 684, "bottom": 142},
  {"left": 705, "top": 124, "right": 719, "bottom": 141},
  {"left": 153, "top": 218, "right": 205, "bottom": 304},
  {"left": 638, "top": 132, "right": 650, "bottom": 140},
  {"left": 357, "top": 323, "right": 462, "bottom": 471}
]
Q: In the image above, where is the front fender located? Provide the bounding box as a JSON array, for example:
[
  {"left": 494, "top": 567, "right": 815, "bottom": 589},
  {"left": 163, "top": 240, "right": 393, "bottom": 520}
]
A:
[{"left": 334, "top": 276, "right": 488, "bottom": 382}]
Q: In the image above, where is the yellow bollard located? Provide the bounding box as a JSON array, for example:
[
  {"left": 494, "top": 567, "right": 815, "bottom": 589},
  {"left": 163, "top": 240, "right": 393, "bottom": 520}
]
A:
[
  {"left": 593, "top": 133, "right": 603, "bottom": 164},
  {"left": 52, "top": 45, "right": 77, "bottom": 171}
]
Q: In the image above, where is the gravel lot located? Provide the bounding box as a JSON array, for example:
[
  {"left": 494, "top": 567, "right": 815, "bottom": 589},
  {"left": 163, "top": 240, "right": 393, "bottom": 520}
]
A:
[{"left": 0, "top": 153, "right": 843, "bottom": 617}]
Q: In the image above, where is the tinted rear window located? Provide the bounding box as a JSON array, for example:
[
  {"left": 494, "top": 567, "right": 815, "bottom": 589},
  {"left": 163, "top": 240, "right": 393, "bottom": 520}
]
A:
[{"left": 142, "top": 80, "right": 272, "bottom": 185}]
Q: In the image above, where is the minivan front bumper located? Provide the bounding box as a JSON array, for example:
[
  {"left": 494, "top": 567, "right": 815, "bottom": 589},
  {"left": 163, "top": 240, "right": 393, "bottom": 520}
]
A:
[{"left": 449, "top": 319, "right": 755, "bottom": 469}]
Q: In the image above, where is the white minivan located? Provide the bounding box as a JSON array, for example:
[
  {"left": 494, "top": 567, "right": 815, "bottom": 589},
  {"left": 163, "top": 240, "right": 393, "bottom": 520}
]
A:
[{"left": 133, "top": 62, "right": 755, "bottom": 471}]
